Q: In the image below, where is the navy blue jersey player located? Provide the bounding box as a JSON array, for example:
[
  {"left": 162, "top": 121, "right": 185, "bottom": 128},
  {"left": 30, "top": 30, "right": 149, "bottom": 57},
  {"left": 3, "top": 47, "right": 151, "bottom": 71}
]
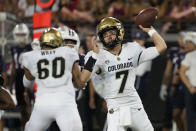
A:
[
  {"left": 10, "top": 42, "right": 31, "bottom": 103},
  {"left": 9, "top": 23, "right": 32, "bottom": 129},
  {"left": 159, "top": 32, "right": 186, "bottom": 130},
  {"left": 174, "top": 32, "right": 196, "bottom": 131},
  {"left": 171, "top": 51, "right": 186, "bottom": 121}
]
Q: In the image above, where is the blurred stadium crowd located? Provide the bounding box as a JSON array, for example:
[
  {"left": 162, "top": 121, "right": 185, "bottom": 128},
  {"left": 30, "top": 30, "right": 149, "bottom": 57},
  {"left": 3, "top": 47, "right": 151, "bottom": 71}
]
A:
[{"left": 0, "top": 0, "right": 196, "bottom": 131}]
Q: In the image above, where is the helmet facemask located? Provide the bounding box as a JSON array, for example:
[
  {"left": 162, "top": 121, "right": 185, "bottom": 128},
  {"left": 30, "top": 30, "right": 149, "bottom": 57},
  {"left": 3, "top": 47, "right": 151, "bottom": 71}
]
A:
[
  {"left": 99, "top": 27, "right": 120, "bottom": 49},
  {"left": 58, "top": 26, "right": 80, "bottom": 52},
  {"left": 13, "top": 23, "right": 29, "bottom": 45},
  {"left": 63, "top": 39, "right": 77, "bottom": 48},
  {"left": 98, "top": 17, "right": 124, "bottom": 50}
]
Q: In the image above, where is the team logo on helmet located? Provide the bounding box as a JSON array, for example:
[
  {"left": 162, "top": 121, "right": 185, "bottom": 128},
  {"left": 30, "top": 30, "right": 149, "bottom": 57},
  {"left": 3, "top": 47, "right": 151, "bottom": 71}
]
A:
[{"left": 40, "top": 28, "right": 62, "bottom": 48}]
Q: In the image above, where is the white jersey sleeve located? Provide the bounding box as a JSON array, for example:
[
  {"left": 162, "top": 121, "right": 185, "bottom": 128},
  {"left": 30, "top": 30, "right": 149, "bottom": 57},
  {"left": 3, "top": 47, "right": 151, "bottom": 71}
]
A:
[
  {"left": 22, "top": 51, "right": 37, "bottom": 77},
  {"left": 182, "top": 53, "right": 191, "bottom": 67},
  {"left": 136, "top": 60, "right": 152, "bottom": 76},
  {"left": 68, "top": 49, "right": 79, "bottom": 64},
  {"left": 85, "top": 50, "right": 105, "bottom": 98},
  {"left": 125, "top": 42, "right": 143, "bottom": 67},
  {"left": 138, "top": 47, "right": 159, "bottom": 65},
  {"left": 181, "top": 51, "right": 196, "bottom": 86},
  {"left": 91, "top": 73, "right": 104, "bottom": 98},
  {"left": 22, "top": 52, "right": 31, "bottom": 70},
  {"left": 127, "top": 42, "right": 159, "bottom": 67}
]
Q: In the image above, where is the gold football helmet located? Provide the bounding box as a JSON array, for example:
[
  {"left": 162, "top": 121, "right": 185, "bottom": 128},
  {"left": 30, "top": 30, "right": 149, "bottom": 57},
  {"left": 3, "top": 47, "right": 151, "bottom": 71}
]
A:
[
  {"left": 40, "top": 28, "right": 62, "bottom": 48},
  {"left": 98, "top": 17, "right": 124, "bottom": 49}
]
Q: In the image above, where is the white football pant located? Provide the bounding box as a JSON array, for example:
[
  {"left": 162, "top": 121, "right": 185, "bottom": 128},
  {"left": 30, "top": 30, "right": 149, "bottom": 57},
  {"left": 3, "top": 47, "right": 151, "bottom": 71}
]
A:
[
  {"left": 25, "top": 104, "right": 82, "bottom": 131},
  {"left": 107, "top": 105, "right": 154, "bottom": 131}
]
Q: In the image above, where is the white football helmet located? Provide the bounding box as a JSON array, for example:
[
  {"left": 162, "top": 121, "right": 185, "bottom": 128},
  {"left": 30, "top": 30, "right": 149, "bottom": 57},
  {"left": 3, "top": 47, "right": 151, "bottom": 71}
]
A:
[
  {"left": 13, "top": 23, "right": 29, "bottom": 44},
  {"left": 31, "top": 38, "right": 40, "bottom": 50},
  {"left": 184, "top": 31, "right": 196, "bottom": 45},
  {"left": 58, "top": 26, "right": 80, "bottom": 51}
]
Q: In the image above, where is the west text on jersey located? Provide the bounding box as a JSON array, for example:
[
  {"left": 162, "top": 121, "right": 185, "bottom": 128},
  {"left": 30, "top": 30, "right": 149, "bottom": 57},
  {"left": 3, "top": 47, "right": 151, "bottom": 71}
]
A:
[
  {"left": 41, "top": 50, "right": 56, "bottom": 55},
  {"left": 108, "top": 62, "right": 133, "bottom": 72}
]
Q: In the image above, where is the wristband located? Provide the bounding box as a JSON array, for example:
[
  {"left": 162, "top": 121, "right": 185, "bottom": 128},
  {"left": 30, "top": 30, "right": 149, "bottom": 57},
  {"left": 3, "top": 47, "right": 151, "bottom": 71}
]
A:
[
  {"left": 148, "top": 29, "right": 157, "bottom": 37},
  {"left": 84, "top": 56, "right": 97, "bottom": 72}
]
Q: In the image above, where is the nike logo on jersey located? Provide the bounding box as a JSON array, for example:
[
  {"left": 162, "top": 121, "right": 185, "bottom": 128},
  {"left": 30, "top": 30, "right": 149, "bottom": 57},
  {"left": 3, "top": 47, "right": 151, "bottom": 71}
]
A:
[
  {"left": 108, "top": 62, "right": 133, "bottom": 72},
  {"left": 105, "top": 60, "right": 110, "bottom": 64},
  {"left": 128, "top": 57, "right": 133, "bottom": 60},
  {"left": 96, "top": 68, "right": 102, "bottom": 74},
  {"left": 138, "top": 108, "right": 142, "bottom": 111},
  {"left": 41, "top": 50, "right": 56, "bottom": 55}
]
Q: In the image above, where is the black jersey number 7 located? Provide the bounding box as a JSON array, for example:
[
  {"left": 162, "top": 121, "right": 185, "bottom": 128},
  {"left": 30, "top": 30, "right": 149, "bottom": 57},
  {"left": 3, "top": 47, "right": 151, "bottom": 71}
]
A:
[{"left": 116, "top": 70, "right": 129, "bottom": 93}]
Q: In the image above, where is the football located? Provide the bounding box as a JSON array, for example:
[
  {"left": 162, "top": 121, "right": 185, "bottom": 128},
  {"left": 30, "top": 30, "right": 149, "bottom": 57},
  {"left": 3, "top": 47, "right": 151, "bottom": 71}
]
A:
[{"left": 135, "top": 7, "right": 158, "bottom": 28}]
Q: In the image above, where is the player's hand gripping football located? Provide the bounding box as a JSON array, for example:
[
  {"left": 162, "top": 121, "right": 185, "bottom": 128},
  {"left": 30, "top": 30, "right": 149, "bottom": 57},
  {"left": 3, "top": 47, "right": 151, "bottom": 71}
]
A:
[
  {"left": 92, "top": 36, "right": 99, "bottom": 54},
  {"left": 138, "top": 25, "right": 155, "bottom": 33}
]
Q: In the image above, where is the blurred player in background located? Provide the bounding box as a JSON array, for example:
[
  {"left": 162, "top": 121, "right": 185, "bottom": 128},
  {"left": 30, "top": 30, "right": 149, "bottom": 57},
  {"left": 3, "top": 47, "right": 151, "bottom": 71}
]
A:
[
  {"left": 167, "top": 31, "right": 190, "bottom": 131},
  {"left": 131, "top": 29, "right": 152, "bottom": 101},
  {"left": 58, "top": 26, "right": 84, "bottom": 98},
  {"left": 168, "top": 32, "right": 186, "bottom": 131},
  {"left": 59, "top": 26, "right": 107, "bottom": 131},
  {"left": 31, "top": 38, "right": 40, "bottom": 51},
  {"left": 22, "top": 28, "right": 83, "bottom": 131},
  {"left": 58, "top": 25, "right": 85, "bottom": 131},
  {"left": 9, "top": 23, "right": 32, "bottom": 129},
  {"left": 180, "top": 32, "right": 196, "bottom": 131},
  {"left": 0, "top": 52, "right": 7, "bottom": 89},
  {"left": 0, "top": 75, "right": 15, "bottom": 110},
  {"left": 0, "top": 52, "right": 15, "bottom": 131},
  {"left": 80, "top": 17, "right": 167, "bottom": 131},
  {"left": 85, "top": 38, "right": 108, "bottom": 131},
  {"left": 82, "top": 33, "right": 101, "bottom": 131},
  {"left": 160, "top": 31, "right": 195, "bottom": 131},
  {"left": 30, "top": 36, "right": 59, "bottom": 131},
  {"left": 159, "top": 31, "right": 186, "bottom": 131},
  {"left": 0, "top": 75, "right": 15, "bottom": 131}
]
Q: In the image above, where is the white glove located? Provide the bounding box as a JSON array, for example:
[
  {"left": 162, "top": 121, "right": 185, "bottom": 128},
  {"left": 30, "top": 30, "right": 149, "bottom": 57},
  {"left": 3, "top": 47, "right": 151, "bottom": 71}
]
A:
[
  {"left": 160, "top": 84, "right": 168, "bottom": 101},
  {"left": 31, "top": 38, "right": 40, "bottom": 50}
]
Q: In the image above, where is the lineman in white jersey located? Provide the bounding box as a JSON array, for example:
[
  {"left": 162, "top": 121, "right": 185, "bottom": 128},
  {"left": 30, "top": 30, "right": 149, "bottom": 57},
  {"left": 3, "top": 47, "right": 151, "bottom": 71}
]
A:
[
  {"left": 85, "top": 41, "right": 105, "bottom": 98},
  {"left": 79, "top": 17, "right": 167, "bottom": 131},
  {"left": 58, "top": 26, "right": 84, "bottom": 96},
  {"left": 22, "top": 28, "right": 83, "bottom": 131}
]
